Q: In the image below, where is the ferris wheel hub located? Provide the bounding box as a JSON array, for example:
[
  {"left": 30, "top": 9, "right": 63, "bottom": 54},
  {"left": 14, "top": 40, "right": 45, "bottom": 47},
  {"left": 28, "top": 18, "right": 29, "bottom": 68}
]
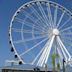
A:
[{"left": 53, "top": 29, "right": 59, "bottom": 36}]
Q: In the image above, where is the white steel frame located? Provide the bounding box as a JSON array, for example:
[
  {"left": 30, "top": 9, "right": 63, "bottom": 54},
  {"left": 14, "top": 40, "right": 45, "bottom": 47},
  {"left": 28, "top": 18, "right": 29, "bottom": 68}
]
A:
[{"left": 8, "top": 0, "right": 72, "bottom": 67}]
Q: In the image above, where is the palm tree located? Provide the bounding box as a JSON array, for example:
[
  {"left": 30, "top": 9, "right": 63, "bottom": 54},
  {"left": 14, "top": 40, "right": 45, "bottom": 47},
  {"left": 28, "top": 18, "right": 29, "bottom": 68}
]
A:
[
  {"left": 52, "top": 53, "right": 56, "bottom": 72},
  {"left": 57, "top": 63, "right": 60, "bottom": 72},
  {"left": 52, "top": 53, "right": 60, "bottom": 72}
]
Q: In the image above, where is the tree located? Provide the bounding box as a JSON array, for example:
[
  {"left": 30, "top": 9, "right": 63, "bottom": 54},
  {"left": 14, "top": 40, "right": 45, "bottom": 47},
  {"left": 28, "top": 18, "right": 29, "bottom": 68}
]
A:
[
  {"left": 52, "top": 53, "right": 56, "bottom": 72},
  {"left": 52, "top": 53, "right": 60, "bottom": 72},
  {"left": 57, "top": 63, "right": 60, "bottom": 72}
]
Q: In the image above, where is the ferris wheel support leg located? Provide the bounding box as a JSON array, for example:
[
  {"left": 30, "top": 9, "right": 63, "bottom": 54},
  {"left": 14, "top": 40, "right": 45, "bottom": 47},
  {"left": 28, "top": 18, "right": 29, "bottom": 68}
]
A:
[
  {"left": 43, "top": 35, "right": 55, "bottom": 66},
  {"left": 40, "top": 41, "right": 50, "bottom": 67},
  {"left": 39, "top": 48, "right": 48, "bottom": 67},
  {"left": 57, "top": 36, "right": 71, "bottom": 60},
  {"left": 36, "top": 45, "right": 47, "bottom": 66},
  {"left": 57, "top": 36, "right": 68, "bottom": 61},
  {"left": 37, "top": 36, "right": 55, "bottom": 67},
  {"left": 40, "top": 39, "right": 52, "bottom": 67},
  {"left": 37, "top": 35, "right": 55, "bottom": 67},
  {"left": 37, "top": 40, "right": 50, "bottom": 66}
]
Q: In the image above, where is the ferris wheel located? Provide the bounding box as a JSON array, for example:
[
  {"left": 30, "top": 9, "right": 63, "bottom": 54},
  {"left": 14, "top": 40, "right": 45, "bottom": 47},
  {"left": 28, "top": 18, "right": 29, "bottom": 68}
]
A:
[{"left": 9, "top": 0, "right": 72, "bottom": 67}]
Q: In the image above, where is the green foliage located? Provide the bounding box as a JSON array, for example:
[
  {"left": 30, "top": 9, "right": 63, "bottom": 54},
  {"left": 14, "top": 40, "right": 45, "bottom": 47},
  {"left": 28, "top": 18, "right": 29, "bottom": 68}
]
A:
[
  {"left": 51, "top": 53, "right": 60, "bottom": 72},
  {"left": 51, "top": 53, "right": 56, "bottom": 71},
  {"left": 57, "top": 63, "right": 60, "bottom": 72},
  {"left": 52, "top": 54, "right": 56, "bottom": 67}
]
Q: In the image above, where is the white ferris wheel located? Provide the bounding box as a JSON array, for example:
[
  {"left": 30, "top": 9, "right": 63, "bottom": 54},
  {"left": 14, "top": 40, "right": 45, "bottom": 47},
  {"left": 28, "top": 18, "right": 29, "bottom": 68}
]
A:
[{"left": 8, "top": 0, "right": 72, "bottom": 68}]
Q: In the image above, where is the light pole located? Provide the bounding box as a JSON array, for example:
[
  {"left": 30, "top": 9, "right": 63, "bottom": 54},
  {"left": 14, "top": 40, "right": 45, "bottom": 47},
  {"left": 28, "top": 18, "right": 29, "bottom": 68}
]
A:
[{"left": 63, "top": 59, "right": 65, "bottom": 72}]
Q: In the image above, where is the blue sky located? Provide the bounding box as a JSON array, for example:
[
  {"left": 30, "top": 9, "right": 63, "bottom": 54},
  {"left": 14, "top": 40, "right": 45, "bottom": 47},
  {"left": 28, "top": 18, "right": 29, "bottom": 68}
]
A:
[{"left": 0, "top": 0, "right": 72, "bottom": 67}]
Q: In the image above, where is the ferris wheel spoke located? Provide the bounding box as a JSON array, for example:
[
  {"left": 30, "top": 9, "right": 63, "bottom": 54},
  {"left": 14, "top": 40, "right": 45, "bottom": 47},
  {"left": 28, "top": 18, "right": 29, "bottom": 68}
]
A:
[
  {"left": 19, "top": 9, "right": 46, "bottom": 32},
  {"left": 46, "top": 2, "right": 54, "bottom": 28},
  {"left": 63, "top": 40, "right": 72, "bottom": 48},
  {"left": 15, "top": 17, "right": 45, "bottom": 32},
  {"left": 61, "top": 32, "right": 72, "bottom": 36},
  {"left": 13, "top": 34, "right": 48, "bottom": 44},
  {"left": 21, "top": 8, "right": 32, "bottom": 44},
  {"left": 63, "top": 39, "right": 72, "bottom": 47},
  {"left": 11, "top": 28, "right": 32, "bottom": 33},
  {"left": 60, "top": 36, "right": 72, "bottom": 49},
  {"left": 59, "top": 17, "right": 72, "bottom": 30},
  {"left": 57, "top": 11, "right": 65, "bottom": 28},
  {"left": 24, "top": 21, "right": 44, "bottom": 32},
  {"left": 60, "top": 26, "right": 72, "bottom": 33},
  {"left": 23, "top": 10, "right": 46, "bottom": 31},
  {"left": 32, "top": 24, "right": 35, "bottom": 38},
  {"left": 37, "top": 2, "right": 50, "bottom": 27},
  {"left": 30, "top": 5, "right": 48, "bottom": 30},
  {"left": 61, "top": 36, "right": 72, "bottom": 42},
  {"left": 19, "top": 37, "right": 48, "bottom": 56},
  {"left": 11, "top": 28, "right": 44, "bottom": 35},
  {"left": 54, "top": 5, "right": 58, "bottom": 27},
  {"left": 14, "top": 17, "right": 23, "bottom": 24},
  {"left": 62, "top": 36, "right": 72, "bottom": 42}
]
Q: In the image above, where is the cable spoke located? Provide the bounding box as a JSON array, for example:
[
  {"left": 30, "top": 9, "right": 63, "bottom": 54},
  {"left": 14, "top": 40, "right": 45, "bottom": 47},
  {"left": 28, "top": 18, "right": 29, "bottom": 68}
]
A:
[
  {"left": 54, "top": 6, "right": 58, "bottom": 27},
  {"left": 60, "top": 26, "right": 72, "bottom": 33},
  {"left": 20, "top": 8, "right": 34, "bottom": 47},
  {"left": 63, "top": 39, "right": 72, "bottom": 47},
  {"left": 24, "top": 21, "right": 44, "bottom": 32},
  {"left": 11, "top": 28, "right": 44, "bottom": 34},
  {"left": 13, "top": 34, "right": 48, "bottom": 44},
  {"left": 61, "top": 35, "right": 72, "bottom": 42},
  {"left": 61, "top": 32, "right": 72, "bottom": 36},
  {"left": 32, "top": 24, "right": 35, "bottom": 39},
  {"left": 46, "top": 2, "right": 54, "bottom": 28},
  {"left": 30, "top": 4, "right": 49, "bottom": 30},
  {"left": 23, "top": 10, "right": 46, "bottom": 32},
  {"left": 14, "top": 17, "right": 44, "bottom": 32},
  {"left": 37, "top": 2, "right": 50, "bottom": 27},
  {"left": 20, "top": 37, "right": 48, "bottom": 56},
  {"left": 57, "top": 11, "right": 65, "bottom": 28},
  {"left": 59, "top": 17, "right": 72, "bottom": 30}
]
